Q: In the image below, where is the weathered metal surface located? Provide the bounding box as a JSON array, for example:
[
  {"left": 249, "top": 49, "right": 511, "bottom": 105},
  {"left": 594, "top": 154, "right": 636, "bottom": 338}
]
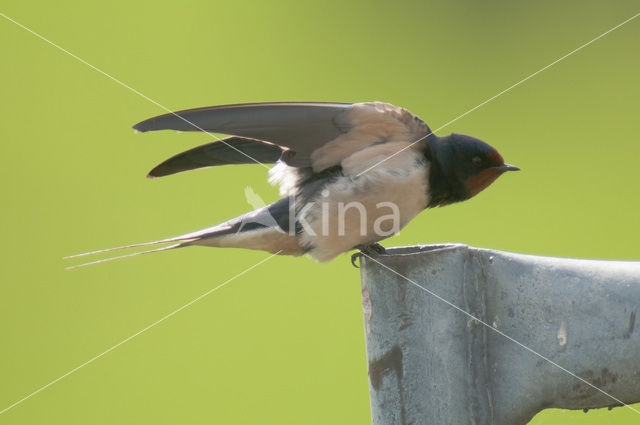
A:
[{"left": 360, "top": 244, "right": 640, "bottom": 425}]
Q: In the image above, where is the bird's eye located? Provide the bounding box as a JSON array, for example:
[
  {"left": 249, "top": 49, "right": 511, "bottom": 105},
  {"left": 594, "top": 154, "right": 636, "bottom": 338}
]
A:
[{"left": 472, "top": 156, "right": 482, "bottom": 166}]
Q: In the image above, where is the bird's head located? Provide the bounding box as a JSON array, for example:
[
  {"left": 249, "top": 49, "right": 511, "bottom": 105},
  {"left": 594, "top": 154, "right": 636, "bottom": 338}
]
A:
[{"left": 426, "top": 133, "right": 519, "bottom": 207}]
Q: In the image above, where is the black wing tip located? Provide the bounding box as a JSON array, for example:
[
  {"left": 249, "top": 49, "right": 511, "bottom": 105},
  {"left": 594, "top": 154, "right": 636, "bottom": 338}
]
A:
[
  {"left": 131, "top": 102, "right": 353, "bottom": 133},
  {"left": 133, "top": 118, "right": 161, "bottom": 133},
  {"left": 133, "top": 114, "right": 181, "bottom": 133},
  {"left": 147, "top": 165, "right": 175, "bottom": 178}
]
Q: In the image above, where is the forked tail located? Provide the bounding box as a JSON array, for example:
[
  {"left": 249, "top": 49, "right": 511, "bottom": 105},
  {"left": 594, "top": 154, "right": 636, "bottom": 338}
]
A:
[
  {"left": 64, "top": 236, "right": 200, "bottom": 269},
  {"left": 64, "top": 197, "right": 296, "bottom": 269}
]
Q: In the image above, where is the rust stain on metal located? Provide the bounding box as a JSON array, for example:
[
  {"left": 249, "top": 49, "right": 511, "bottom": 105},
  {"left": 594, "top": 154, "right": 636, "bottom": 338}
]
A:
[
  {"left": 571, "top": 368, "right": 619, "bottom": 398},
  {"left": 369, "top": 344, "right": 403, "bottom": 391}
]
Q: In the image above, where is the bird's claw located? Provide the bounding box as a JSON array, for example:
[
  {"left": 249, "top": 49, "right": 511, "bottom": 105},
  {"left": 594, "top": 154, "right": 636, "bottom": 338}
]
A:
[
  {"left": 351, "top": 252, "right": 363, "bottom": 268},
  {"left": 351, "top": 243, "right": 388, "bottom": 268},
  {"left": 366, "top": 243, "right": 388, "bottom": 255}
]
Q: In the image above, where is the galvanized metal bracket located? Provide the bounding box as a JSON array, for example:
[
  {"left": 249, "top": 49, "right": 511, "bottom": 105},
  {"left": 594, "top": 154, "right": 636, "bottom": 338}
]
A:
[{"left": 360, "top": 244, "right": 640, "bottom": 425}]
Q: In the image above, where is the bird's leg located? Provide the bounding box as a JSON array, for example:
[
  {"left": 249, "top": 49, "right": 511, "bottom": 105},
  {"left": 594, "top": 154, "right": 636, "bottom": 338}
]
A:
[
  {"left": 365, "top": 242, "right": 387, "bottom": 255},
  {"left": 351, "top": 243, "right": 388, "bottom": 268}
]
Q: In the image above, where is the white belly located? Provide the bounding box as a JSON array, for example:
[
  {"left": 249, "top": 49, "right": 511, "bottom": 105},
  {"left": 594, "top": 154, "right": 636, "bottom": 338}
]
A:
[{"left": 299, "top": 154, "right": 430, "bottom": 262}]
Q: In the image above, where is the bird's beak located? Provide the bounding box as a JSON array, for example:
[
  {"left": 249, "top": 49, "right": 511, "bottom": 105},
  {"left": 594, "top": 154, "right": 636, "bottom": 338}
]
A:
[{"left": 496, "top": 163, "right": 520, "bottom": 172}]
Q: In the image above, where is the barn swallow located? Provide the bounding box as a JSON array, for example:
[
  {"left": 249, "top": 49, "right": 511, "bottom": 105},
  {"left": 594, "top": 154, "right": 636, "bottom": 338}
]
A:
[{"left": 66, "top": 101, "right": 518, "bottom": 268}]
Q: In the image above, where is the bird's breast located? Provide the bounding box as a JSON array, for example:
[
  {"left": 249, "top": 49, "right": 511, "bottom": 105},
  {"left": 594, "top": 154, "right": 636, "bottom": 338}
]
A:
[{"left": 298, "top": 151, "right": 430, "bottom": 262}]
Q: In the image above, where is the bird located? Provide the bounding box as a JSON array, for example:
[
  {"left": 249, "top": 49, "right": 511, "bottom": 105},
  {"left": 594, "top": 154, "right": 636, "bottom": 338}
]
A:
[{"left": 66, "top": 101, "right": 519, "bottom": 268}]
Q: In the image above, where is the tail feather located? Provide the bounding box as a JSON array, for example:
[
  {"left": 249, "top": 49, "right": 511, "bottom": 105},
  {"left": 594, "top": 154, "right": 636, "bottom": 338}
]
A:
[
  {"left": 63, "top": 229, "right": 221, "bottom": 269},
  {"left": 63, "top": 237, "right": 196, "bottom": 259},
  {"left": 66, "top": 243, "right": 185, "bottom": 270},
  {"left": 65, "top": 197, "right": 297, "bottom": 268}
]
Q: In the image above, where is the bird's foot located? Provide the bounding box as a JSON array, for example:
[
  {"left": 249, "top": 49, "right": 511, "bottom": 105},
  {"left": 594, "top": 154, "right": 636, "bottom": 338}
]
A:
[{"left": 351, "top": 243, "right": 388, "bottom": 268}]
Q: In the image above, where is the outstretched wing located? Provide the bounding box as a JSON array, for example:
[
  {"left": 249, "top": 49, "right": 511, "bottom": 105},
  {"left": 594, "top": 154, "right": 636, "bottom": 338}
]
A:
[
  {"left": 136, "top": 101, "right": 431, "bottom": 175},
  {"left": 147, "top": 136, "right": 283, "bottom": 178}
]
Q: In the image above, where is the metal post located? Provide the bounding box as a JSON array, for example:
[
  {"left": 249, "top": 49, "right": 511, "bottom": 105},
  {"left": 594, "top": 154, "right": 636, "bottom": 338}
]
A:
[{"left": 359, "top": 244, "right": 640, "bottom": 425}]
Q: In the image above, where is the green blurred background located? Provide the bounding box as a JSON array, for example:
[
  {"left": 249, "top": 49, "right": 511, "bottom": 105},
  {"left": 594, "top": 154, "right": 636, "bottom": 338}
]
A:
[{"left": 1, "top": 0, "right": 638, "bottom": 423}]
